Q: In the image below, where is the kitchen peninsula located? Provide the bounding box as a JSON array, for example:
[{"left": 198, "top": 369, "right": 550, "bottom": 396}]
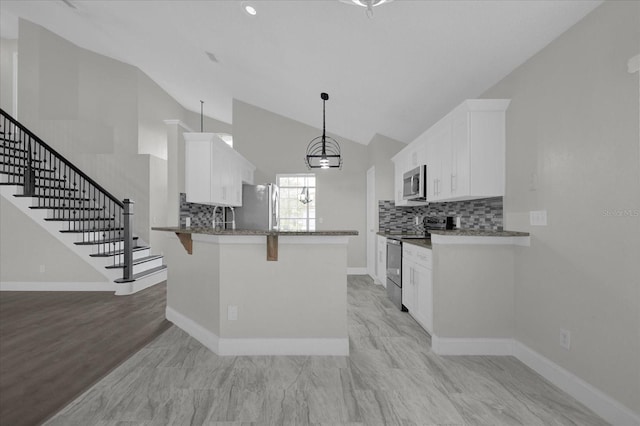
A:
[{"left": 152, "top": 227, "right": 358, "bottom": 356}]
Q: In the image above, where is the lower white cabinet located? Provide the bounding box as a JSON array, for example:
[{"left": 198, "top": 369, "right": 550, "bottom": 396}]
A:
[
  {"left": 376, "top": 235, "right": 387, "bottom": 286},
  {"left": 402, "top": 243, "right": 433, "bottom": 334}
]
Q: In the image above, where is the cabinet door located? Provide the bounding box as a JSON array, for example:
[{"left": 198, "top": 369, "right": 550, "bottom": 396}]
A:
[
  {"left": 393, "top": 154, "right": 407, "bottom": 206},
  {"left": 401, "top": 260, "right": 415, "bottom": 312},
  {"left": 439, "top": 131, "right": 453, "bottom": 200},
  {"left": 210, "top": 141, "right": 226, "bottom": 205},
  {"left": 185, "top": 139, "right": 212, "bottom": 204},
  {"left": 413, "top": 264, "right": 433, "bottom": 333},
  {"left": 451, "top": 109, "right": 470, "bottom": 198},
  {"left": 426, "top": 133, "right": 441, "bottom": 201}
]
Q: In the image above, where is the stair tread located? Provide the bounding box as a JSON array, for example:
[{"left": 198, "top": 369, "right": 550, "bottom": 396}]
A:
[
  {"left": 75, "top": 235, "right": 138, "bottom": 245},
  {"left": 0, "top": 171, "right": 65, "bottom": 181},
  {"left": 14, "top": 194, "right": 91, "bottom": 201},
  {"left": 75, "top": 237, "right": 126, "bottom": 245},
  {"left": 30, "top": 206, "right": 104, "bottom": 211},
  {"left": 60, "top": 227, "right": 124, "bottom": 233},
  {"left": 105, "top": 255, "right": 164, "bottom": 269},
  {"left": 90, "top": 246, "right": 149, "bottom": 257},
  {"left": 114, "top": 265, "right": 167, "bottom": 283},
  {"left": 45, "top": 217, "right": 114, "bottom": 221},
  {"left": 34, "top": 184, "right": 79, "bottom": 190}
]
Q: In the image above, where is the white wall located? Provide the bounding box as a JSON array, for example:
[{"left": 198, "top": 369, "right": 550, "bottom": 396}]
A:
[
  {"left": 482, "top": 1, "right": 639, "bottom": 414},
  {"left": 0, "top": 38, "right": 17, "bottom": 115},
  {"left": 0, "top": 197, "right": 105, "bottom": 283}
]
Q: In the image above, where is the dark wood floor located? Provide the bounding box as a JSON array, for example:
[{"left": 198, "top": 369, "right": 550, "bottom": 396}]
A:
[{"left": 0, "top": 283, "right": 170, "bottom": 426}]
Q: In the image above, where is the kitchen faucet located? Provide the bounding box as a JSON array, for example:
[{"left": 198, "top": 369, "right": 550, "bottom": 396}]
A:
[
  {"left": 213, "top": 206, "right": 235, "bottom": 230},
  {"left": 229, "top": 207, "right": 236, "bottom": 230}
]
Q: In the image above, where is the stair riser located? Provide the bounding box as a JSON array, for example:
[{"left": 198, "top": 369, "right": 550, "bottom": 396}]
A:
[
  {"left": 104, "top": 250, "right": 152, "bottom": 266},
  {"left": 92, "top": 241, "right": 124, "bottom": 253},
  {"left": 133, "top": 258, "right": 164, "bottom": 275}
]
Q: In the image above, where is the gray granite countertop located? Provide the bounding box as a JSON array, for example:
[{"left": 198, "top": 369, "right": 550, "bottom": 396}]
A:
[
  {"left": 429, "top": 229, "right": 530, "bottom": 237},
  {"left": 376, "top": 229, "right": 529, "bottom": 249},
  {"left": 152, "top": 226, "right": 358, "bottom": 236}
]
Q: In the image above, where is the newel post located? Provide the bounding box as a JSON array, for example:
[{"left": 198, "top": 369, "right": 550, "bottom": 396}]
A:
[{"left": 122, "top": 199, "right": 135, "bottom": 282}]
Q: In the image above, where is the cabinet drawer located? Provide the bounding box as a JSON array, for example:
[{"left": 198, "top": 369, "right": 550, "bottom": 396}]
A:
[
  {"left": 402, "top": 244, "right": 417, "bottom": 262},
  {"left": 415, "top": 246, "right": 432, "bottom": 269}
]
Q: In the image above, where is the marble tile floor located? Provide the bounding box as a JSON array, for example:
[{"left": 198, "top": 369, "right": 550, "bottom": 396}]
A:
[{"left": 45, "top": 276, "right": 607, "bottom": 426}]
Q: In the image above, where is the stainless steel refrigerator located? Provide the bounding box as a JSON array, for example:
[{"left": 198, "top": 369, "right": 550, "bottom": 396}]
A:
[{"left": 234, "top": 183, "right": 279, "bottom": 231}]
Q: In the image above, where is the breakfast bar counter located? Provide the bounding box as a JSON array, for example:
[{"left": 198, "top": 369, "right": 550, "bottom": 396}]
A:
[{"left": 152, "top": 227, "right": 358, "bottom": 356}]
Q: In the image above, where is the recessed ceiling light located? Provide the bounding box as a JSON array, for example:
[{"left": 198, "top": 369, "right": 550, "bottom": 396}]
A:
[{"left": 243, "top": 4, "right": 257, "bottom": 16}]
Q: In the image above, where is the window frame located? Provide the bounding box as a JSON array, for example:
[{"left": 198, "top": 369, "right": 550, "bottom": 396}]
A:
[{"left": 276, "top": 173, "right": 316, "bottom": 232}]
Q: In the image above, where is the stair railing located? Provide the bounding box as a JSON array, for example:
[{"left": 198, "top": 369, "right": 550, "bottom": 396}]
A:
[{"left": 0, "top": 108, "right": 134, "bottom": 280}]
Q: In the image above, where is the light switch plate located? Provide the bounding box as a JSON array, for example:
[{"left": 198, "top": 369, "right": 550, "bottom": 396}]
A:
[
  {"left": 530, "top": 210, "right": 548, "bottom": 226},
  {"left": 227, "top": 305, "right": 238, "bottom": 321}
]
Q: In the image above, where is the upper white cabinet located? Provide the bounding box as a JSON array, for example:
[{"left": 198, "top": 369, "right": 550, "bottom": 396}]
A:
[
  {"left": 446, "top": 99, "right": 510, "bottom": 201},
  {"left": 394, "top": 99, "right": 510, "bottom": 204},
  {"left": 392, "top": 146, "right": 427, "bottom": 207},
  {"left": 185, "top": 133, "right": 255, "bottom": 207}
]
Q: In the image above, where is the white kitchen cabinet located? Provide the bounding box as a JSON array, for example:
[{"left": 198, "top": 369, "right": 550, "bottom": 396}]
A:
[
  {"left": 425, "top": 120, "right": 452, "bottom": 202},
  {"left": 392, "top": 149, "right": 427, "bottom": 207},
  {"left": 402, "top": 243, "right": 433, "bottom": 334},
  {"left": 427, "top": 99, "right": 510, "bottom": 202},
  {"left": 395, "top": 98, "right": 509, "bottom": 204},
  {"left": 448, "top": 100, "right": 509, "bottom": 200},
  {"left": 376, "top": 235, "right": 387, "bottom": 286},
  {"left": 185, "top": 133, "right": 255, "bottom": 207}
]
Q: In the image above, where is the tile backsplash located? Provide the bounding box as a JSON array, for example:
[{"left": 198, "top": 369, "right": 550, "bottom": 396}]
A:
[
  {"left": 179, "top": 193, "right": 224, "bottom": 228},
  {"left": 379, "top": 197, "right": 503, "bottom": 233}
]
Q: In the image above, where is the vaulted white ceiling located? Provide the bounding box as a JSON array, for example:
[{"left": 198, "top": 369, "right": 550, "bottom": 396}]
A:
[{"left": 0, "top": 0, "right": 601, "bottom": 145}]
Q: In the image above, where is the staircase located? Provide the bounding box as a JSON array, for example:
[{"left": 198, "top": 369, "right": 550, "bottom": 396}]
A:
[{"left": 0, "top": 108, "right": 167, "bottom": 295}]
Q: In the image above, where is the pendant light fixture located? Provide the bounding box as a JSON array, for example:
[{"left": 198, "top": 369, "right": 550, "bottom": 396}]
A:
[{"left": 305, "top": 93, "right": 342, "bottom": 169}]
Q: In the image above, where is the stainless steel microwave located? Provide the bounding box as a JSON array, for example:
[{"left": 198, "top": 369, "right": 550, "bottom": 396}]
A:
[{"left": 402, "top": 165, "right": 427, "bottom": 200}]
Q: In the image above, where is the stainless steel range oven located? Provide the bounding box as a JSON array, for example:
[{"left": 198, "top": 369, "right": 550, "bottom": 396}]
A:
[{"left": 386, "top": 238, "right": 404, "bottom": 311}]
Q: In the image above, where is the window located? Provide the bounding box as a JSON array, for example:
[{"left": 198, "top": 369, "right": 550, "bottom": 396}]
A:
[{"left": 277, "top": 174, "right": 315, "bottom": 231}]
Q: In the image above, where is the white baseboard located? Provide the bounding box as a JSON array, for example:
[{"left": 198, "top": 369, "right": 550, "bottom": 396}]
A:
[
  {"left": 512, "top": 341, "right": 640, "bottom": 426},
  {"left": 114, "top": 269, "right": 167, "bottom": 296},
  {"left": 430, "top": 334, "right": 640, "bottom": 425},
  {"left": 347, "top": 267, "right": 368, "bottom": 275},
  {"left": 0, "top": 281, "right": 114, "bottom": 291},
  {"left": 166, "top": 306, "right": 219, "bottom": 353},
  {"left": 431, "top": 335, "right": 515, "bottom": 356},
  {"left": 166, "top": 306, "right": 349, "bottom": 356}
]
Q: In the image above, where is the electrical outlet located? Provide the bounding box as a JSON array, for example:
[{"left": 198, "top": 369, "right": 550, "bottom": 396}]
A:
[
  {"left": 39, "top": 264, "right": 45, "bottom": 273},
  {"left": 227, "top": 305, "right": 238, "bottom": 321},
  {"left": 185, "top": 217, "right": 191, "bottom": 227},
  {"left": 530, "top": 210, "right": 548, "bottom": 226},
  {"left": 560, "top": 329, "right": 571, "bottom": 350}
]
